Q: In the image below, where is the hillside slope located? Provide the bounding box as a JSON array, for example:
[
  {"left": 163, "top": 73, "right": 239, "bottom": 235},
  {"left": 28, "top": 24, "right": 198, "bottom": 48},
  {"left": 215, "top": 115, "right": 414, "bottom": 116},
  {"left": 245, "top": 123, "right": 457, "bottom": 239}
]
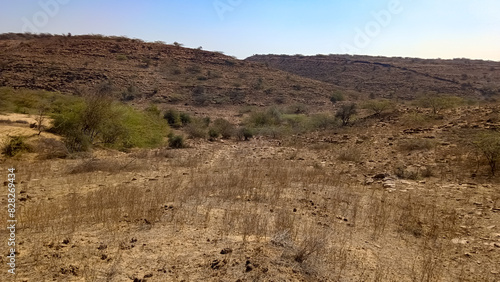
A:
[
  {"left": 0, "top": 33, "right": 350, "bottom": 107},
  {"left": 246, "top": 54, "right": 500, "bottom": 100}
]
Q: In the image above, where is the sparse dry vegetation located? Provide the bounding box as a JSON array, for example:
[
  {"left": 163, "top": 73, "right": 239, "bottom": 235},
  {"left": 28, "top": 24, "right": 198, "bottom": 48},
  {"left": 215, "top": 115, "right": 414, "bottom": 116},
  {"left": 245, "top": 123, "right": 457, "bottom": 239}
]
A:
[
  {"left": 1, "top": 34, "right": 500, "bottom": 282},
  {"left": 1, "top": 135, "right": 32, "bottom": 157}
]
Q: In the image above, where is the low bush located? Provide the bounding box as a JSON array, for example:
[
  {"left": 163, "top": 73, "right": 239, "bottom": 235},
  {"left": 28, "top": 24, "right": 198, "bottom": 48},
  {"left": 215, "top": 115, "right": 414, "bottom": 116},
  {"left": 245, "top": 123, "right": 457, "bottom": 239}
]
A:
[
  {"left": 246, "top": 107, "right": 282, "bottom": 127},
  {"left": 208, "top": 128, "right": 219, "bottom": 141},
  {"left": 168, "top": 134, "right": 186, "bottom": 149},
  {"left": 400, "top": 112, "right": 433, "bottom": 127},
  {"left": 236, "top": 127, "right": 254, "bottom": 141},
  {"left": 212, "top": 118, "right": 235, "bottom": 139},
  {"left": 394, "top": 165, "right": 420, "bottom": 180},
  {"left": 330, "top": 91, "right": 344, "bottom": 104},
  {"left": 185, "top": 118, "right": 209, "bottom": 139},
  {"left": 179, "top": 112, "right": 192, "bottom": 125},
  {"left": 337, "top": 147, "right": 362, "bottom": 162},
  {"left": 309, "top": 113, "right": 337, "bottom": 130},
  {"left": 2, "top": 135, "right": 32, "bottom": 157},
  {"left": 163, "top": 109, "right": 182, "bottom": 128},
  {"left": 243, "top": 107, "right": 338, "bottom": 138},
  {"left": 398, "top": 138, "right": 435, "bottom": 151}
]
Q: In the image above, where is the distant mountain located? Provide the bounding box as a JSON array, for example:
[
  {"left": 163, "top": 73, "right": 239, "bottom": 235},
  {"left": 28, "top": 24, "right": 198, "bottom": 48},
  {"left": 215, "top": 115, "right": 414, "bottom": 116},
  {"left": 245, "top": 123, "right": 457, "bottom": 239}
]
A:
[
  {"left": 0, "top": 33, "right": 348, "bottom": 107},
  {"left": 246, "top": 54, "right": 500, "bottom": 100}
]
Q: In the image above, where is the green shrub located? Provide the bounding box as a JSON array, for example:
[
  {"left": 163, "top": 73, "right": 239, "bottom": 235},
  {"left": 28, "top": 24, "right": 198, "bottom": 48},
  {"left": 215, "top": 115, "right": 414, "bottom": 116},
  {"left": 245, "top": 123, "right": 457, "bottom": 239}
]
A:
[
  {"left": 212, "top": 118, "right": 235, "bottom": 139},
  {"left": 168, "top": 134, "right": 185, "bottom": 149},
  {"left": 0, "top": 87, "right": 80, "bottom": 114},
  {"left": 145, "top": 104, "right": 161, "bottom": 117},
  {"left": 208, "top": 128, "right": 219, "bottom": 141},
  {"left": 179, "top": 112, "right": 192, "bottom": 125},
  {"left": 309, "top": 113, "right": 336, "bottom": 130},
  {"left": 51, "top": 94, "right": 168, "bottom": 152},
  {"left": 202, "top": 117, "right": 211, "bottom": 127},
  {"left": 414, "top": 94, "right": 464, "bottom": 115},
  {"left": 121, "top": 84, "right": 140, "bottom": 101},
  {"left": 329, "top": 91, "right": 344, "bottom": 104},
  {"left": 400, "top": 112, "right": 433, "bottom": 127},
  {"left": 163, "top": 109, "right": 182, "bottom": 128},
  {"left": 237, "top": 127, "right": 254, "bottom": 141},
  {"left": 246, "top": 107, "right": 282, "bottom": 127},
  {"left": 2, "top": 136, "right": 32, "bottom": 157},
  {"left": 362, "top": 99, "right": 395, "bottom": 115},
  {"left": 281, "top": 114, "right": 307, "bottom": 131},
  {"left": 117, "top": 105, "right": 168, "bottom": 149}
]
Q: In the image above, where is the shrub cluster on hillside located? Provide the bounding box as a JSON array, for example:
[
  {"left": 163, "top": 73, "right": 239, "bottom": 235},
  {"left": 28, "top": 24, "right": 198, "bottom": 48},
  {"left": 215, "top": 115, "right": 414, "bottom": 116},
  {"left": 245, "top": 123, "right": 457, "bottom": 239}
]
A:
[
  {"left": 50, "top": 93, "right": 168, "bottom": 152},
  {"left": 239, "top": 106, "right": 345, "bottom": 138},
  {"left": 0, "top": 87, "right": 79, "bottom": 115},
  {"left": 414, "top": 94, "right": 465, "bottom": 115}
]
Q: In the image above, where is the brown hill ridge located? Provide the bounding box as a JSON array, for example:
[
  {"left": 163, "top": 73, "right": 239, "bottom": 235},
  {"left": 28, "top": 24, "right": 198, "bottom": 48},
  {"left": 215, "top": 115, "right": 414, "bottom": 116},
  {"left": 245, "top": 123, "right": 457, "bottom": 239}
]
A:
[
  {"left": 246, "top": 54, "right": 500, "bottom": 100},
  {"left": 0, "top": 33, "right": 346, "bottom": 107}
]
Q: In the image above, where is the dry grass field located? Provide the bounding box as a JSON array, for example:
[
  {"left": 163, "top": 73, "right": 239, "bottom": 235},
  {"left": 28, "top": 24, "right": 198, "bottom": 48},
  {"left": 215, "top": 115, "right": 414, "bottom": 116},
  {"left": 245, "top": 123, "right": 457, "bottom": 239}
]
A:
[{"left": 1, "top": 103, "right": 500, "bottom": 282}]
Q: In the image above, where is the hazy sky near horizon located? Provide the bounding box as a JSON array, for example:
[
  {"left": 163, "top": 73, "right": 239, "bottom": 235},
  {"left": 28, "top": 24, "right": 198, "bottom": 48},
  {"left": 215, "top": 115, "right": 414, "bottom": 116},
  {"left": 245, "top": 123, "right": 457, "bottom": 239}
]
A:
[{"left": 1, "top": 0, "right": 499, "bottom": 61}]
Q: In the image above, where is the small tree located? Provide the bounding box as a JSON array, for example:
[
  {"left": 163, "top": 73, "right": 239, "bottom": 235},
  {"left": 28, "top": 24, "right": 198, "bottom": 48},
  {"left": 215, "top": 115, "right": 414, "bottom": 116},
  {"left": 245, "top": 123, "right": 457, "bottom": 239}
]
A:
[
  {"left": 362, "top": 99, "right": 395, "bottom": 116},
  {"left": 415, "top": 95, "right": 463, "bottom": 115},
  {"left": 475, "top": 131, "right": 500, "bottom": 176},
  {"left": 35, "top": 104, "right": 50, "bottom": 135},
  {"left": 335, "top": 103, "right": 357, "bottom": 126}
]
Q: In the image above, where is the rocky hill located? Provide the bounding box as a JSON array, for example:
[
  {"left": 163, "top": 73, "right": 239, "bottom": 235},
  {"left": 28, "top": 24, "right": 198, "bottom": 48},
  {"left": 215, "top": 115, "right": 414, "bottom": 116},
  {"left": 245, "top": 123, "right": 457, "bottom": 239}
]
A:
[
  {"left": 246, "top": 54, "right": 500, "bottom": 100},
  {"left": 0, "top": 33, "right": 346, "bottom": 107}
]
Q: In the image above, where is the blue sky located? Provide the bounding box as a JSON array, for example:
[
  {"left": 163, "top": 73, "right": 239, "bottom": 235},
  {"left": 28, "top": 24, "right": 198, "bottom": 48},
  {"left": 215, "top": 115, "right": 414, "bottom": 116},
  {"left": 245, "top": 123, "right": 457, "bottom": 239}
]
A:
[{"left": 1, "top": 0, "right": 499, "bottom": 60}]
